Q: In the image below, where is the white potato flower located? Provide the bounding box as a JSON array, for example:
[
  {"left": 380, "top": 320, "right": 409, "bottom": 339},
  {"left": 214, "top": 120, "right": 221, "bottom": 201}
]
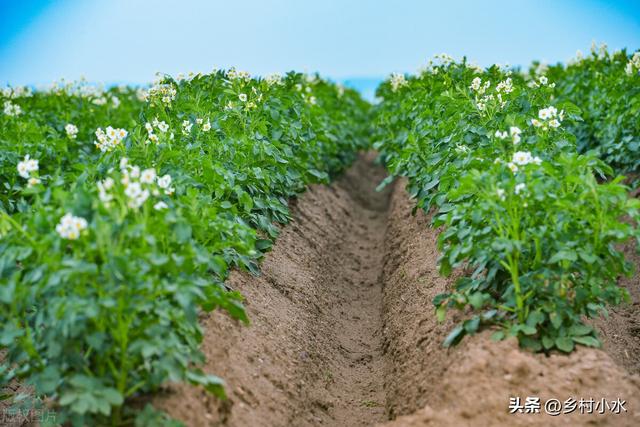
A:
[
  {"left": 65, "top": 123, "right": 78, "bottom": 139},
  {"left": 533, "top": 106, "right": 563, "bottom": 130},
  {"left": 97, "top": 180, "right": 113, "bottom": 204},
  {"left": 56, "top": 213, "right": 88, "bottom": 240},
  {"left": 512, "top": 151, "right": 533, "bottom": 166},
  {"left": 157, "top": 121, "right": 169, "bottom": 133},
  {"left": 390, "top": 73, "right": 408, "bottom": 92},
  {"left": 17, "top": 161, "right": 30, "bottom": 178},
  {"left": 538, "top": 108, "right": 551, "bottom": 120},
  {"left": 3, "top": 100, "right": 22, "bottom": 116},
  {"left": 17, "top": 155, "right": 39, "bottom": 179},
  {"left": 470, "top": 77, "right": 482, "bottom": 91},
  {"left": 140, "top": 168, "right": 156, "bottom": 184},
  {"left": 154, "top": 201, "right": 168, "bottom": 211},
  {"left": 496, "top": 78, "right": 513, "bottom": 94},
  {"left": 157, "top": 174, "right": 172, "bottom": 189},
  {"left": 266, "top": 73, "right": 283, "bottom": 86},
  {"left": 182, "top": 120, "right": 193, "bottom": 135},
  {"left": 103, "top": 177, "right": 115, "bottom": 190},
  {"left": 510, "top": 127, "right": 522, "bottom": 144},
  {"left": 130, "top": 166, "right": 140, "bottom": 179},
  {"left": 124, "top": 181, "right": 143, "bottom": 199},
  {"left": 495, "top": 130, "right": 508, "bottom": 139},
  {"left": 625, "top": 52, "right": 640, "bottom": 76},
  {"left": 136, "top": 88, "right": 149, "bottom": 102},
  {"left": 149, "top": 82, "right": 177, "bottom": 106},
  {"left": 514, "top": 183, "right": 526, "bottom": 195},
  {"left": 94, "top": 126, "right": 127, "bottom": 152},
  {"left": 128, "top": 190, "right": 150, "bottom": 209}
]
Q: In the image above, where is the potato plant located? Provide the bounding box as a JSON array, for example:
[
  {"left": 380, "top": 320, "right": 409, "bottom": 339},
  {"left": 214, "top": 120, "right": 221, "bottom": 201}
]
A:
[
  {"left": 373, "top": 56, "right": 639, "bottom": 353},
  {"left": 545, "top": 45, "right": 640, "bottom": 175},
  {"left": 0, "top": 71, "right": 368, "bottom": 425}
]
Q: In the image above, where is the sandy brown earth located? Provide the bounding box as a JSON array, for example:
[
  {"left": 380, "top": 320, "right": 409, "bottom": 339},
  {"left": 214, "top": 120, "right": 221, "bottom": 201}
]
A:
[
  {"left": 155, "top": 152, "right": 392, "bottom": 426},
  {"left": 153, "top": 153, "right": 640, "bottom": 427},
  {"left": 593, "top": 237, "right": 640, "bottom": 376}
]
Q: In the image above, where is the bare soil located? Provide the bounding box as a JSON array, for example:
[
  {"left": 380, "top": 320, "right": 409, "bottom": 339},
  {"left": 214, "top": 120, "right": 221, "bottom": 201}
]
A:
[
  {"left": 593, "top": 238, "right": 640, "bottom": 376},
  {"left": 150, "top": 153, "right": 640, "bottom": 427},
  {"left": 155, "top": 152, "right": 391, "bottom": 426}
]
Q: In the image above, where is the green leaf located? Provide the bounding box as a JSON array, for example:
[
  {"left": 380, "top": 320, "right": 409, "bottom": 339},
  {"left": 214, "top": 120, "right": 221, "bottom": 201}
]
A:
[
  {"left": 572, "top": 335, "right": 601, "bottom": 348},
  {"left": 526, "top": 311, "right": 544, "bottom": 327},
  {"left": 578, "top": 251, "right": 598, "bottom": 264},
  {"left": 375, "top": 176, "right": 394, "bottom": 192},
  {"left": 35, "top": 366, "right": 60, "bottom": 395},
  {"left": 490, "top": 331, "right": 505, "bottom": 341},
  {"left": 468, "top": 292, "right": 484, "bottom": 309},
  {"left": 542, "top": 335, "right": 554, "bottom": 350},
  {"left": 186, "top": 370, "right": 226, "bottom": 399},
  {"left": 568, "top": 324, "right": 593, "bottom": 336},
  {"left": 518, "top": 325, "right": 537, "bottom": 336},
  {"left": 549, "top": 250, "right": 577, "bottom": 264},
  {"left": 555, "top": 337, "right": 574, "bottom": 352},
  {"left": 59, "top": 392, "right": 78, "bottom": 407},
  {"left": 101, "top": 388, "right": 124, "bottom": 406},
  {"left": 174, "top": 222, "right": 192, "bottom": 243},
  {"left": 443, "top": 325, "right": 465, "bottom": 347},
  {"left": 520, "top": 336, "right": 542, "bottom": 352},
  {"left": 463, "top": 316, "right": 480, "bottom": 334}
]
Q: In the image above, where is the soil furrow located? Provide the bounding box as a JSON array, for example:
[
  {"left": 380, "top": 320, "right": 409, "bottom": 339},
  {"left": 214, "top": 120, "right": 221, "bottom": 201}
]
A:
[
  {"left": 155, "top": 152, "right": 392, "bottom": 426},
  {"left": 309, "top": 153, "right": 389, "bottom": 426}
]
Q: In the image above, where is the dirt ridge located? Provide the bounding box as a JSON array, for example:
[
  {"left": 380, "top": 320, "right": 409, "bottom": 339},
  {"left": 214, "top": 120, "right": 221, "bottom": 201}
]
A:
[{"left": 379, "top": 179, "right": 640, "bottom": 427}]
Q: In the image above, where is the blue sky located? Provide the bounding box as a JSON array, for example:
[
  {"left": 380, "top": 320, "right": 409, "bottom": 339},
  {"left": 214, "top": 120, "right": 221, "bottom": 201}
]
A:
[{"left": 0, "top": 0, "right": 639, "bottom": 87}]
